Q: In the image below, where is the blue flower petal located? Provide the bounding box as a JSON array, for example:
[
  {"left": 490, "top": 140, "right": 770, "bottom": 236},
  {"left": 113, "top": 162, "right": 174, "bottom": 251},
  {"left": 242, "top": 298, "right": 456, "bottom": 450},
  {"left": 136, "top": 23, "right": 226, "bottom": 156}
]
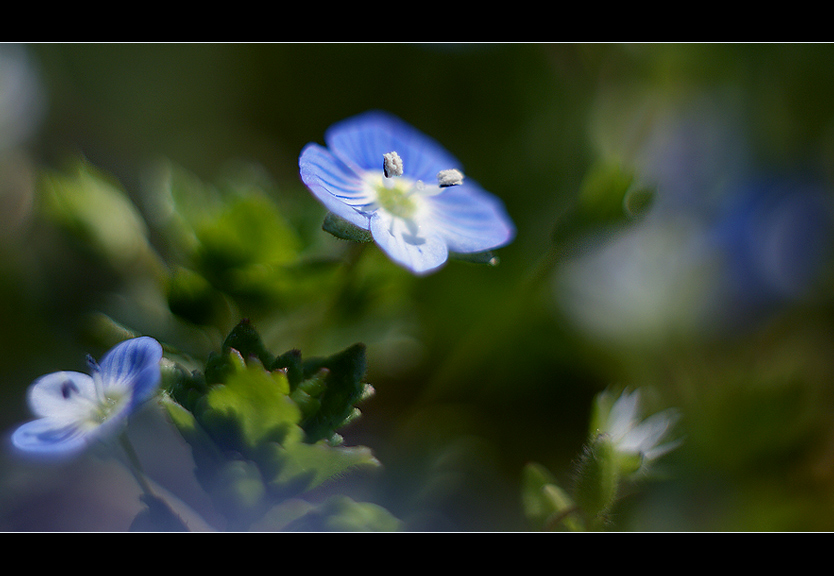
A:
[
  {"left": 427, "top": 182, "right": 516, "bottom": 253},
  {"left": 98, "top": 336, "right": 163, "bottom": 405},
  {"left": 325, "top": 110, "right": 460, "bottom": 182},
  {"left": 299, "top": 143, "right": 376, "bottom": 229},
  {"left": 370, "top": 211, "right": 449, "bottom": 275},
  {"left": 11, "top": 418, "right": 91, "bottom": 456}
]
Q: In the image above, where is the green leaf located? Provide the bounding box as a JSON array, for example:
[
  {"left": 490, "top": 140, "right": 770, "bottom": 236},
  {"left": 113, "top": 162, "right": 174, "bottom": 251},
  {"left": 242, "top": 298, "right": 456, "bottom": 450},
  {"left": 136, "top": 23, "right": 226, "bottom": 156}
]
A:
[
  {"left": 273, "top": 348, "right": 304, "bottom": 390},
  {"left": 164, "top": 322, "right": 381, "bottom": 523},
  {"left": 261, "top": 431, "right": 380, "bottom": 497},
  {"left": 521, "top": 462, "right": 581, "bottom": 531},
  {"left": 221, "top": 318, "right": 274, "bottom": 368},
  {"left": 280, "top": 495, "right": 401, "bottom": 532},
  {"left": 39, "top": 159, "right": 153, "bottom": 268},
  {"left": 252, "top": 496, "right": 401, "bottom": 532},
  {"left": 167, "top": 266, "right": 223, "bottom": 326},
  {"left": 195, "top": 193, "right": 301, "bottom": 272},
  {"left": 161, "top": 394, "right": 225, "bottom": 470},
  {"left": 207, "top": 459, "right": 268, "bottom": 528},
  {"left": 191, "top": 345, "right": 378, "bottom": 497},
  {"left": 297, "top": 343, "right": 373, "bottom": 444},
  {"left": 197, "top": 360, "right": 298, "bottom": 453},
  {"left": 577, "top": 160, "right": 637, "bottom": 223},
  {"left": 288, "top": 368, "right": 327, "bottom": 421},
  {"left": 153, "top": 163, "right": 306, "bottom": 304}
]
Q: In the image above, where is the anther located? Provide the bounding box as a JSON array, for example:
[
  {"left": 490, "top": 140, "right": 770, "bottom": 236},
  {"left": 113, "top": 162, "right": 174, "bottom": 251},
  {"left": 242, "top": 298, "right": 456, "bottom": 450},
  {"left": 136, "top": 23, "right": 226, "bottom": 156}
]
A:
[
  {"left": 437, "top": 169, "right": 464, "bottom": 187},
  {"left": 383, "top": 151, "right": 403, "bottom": 178},
  {"left": 86, "top": 354, "right": 100, "bottom": 373}
]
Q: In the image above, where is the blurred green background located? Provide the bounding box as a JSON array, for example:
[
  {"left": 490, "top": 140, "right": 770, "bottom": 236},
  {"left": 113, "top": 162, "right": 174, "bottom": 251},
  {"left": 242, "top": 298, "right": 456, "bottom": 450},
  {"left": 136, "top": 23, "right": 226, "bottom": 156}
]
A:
[{"left": 3, "top": 43, "right": 834, "bottom": 531}]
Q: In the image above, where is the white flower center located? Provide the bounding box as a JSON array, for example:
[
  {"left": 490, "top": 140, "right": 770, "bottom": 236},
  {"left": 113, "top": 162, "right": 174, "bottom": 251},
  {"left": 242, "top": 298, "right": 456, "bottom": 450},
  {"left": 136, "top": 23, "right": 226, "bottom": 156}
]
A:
[
  {"left": 90, "top": 390, "right": 129, "bottom": 425},
  {"left": 82, "top": 361, "right": 131, "bottom": 427},
  {"left": 367, "top": 151, "right": 463, "bottom": 220}
]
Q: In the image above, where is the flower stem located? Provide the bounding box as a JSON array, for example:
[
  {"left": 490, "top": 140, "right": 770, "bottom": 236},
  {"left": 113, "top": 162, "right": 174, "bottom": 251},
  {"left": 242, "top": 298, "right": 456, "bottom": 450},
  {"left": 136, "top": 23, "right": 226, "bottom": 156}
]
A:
[
  {"left": 325, "top": 241, "right": 368, "bottom": 321},
  {"left": 119, "top": 431, "right": 155, "bottom": 498}
]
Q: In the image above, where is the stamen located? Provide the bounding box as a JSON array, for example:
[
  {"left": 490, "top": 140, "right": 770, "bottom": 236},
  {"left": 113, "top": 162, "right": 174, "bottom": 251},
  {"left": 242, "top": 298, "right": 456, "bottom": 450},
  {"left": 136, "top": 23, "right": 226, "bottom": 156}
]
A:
[
  {"left": 86, "top": 354, "right": 108, "bottom": 404},
  {"left": 437, "top": 169, "right": 464, "bottom": 187},
  {"left": 383, "top": 151, "right": 403, "bottom": 178},
  {"left": 86, "top": 354, "right": 100, "bottom": 373}
]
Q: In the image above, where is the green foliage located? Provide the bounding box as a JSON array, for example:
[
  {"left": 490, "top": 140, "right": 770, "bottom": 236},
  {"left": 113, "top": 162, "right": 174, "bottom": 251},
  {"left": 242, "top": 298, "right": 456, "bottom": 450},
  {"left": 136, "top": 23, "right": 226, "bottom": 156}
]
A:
[
  {"left": 524, "top": 438, "right": 622, "bottom": 532},
  {"left": 551, "top": 159, "right": 655, "bottom": 252},
  {"left": 163, "top": 320, "right": 381, "bottom": 530},
  {"left": 166, "top": 266, "right": 222, "bottom": 327},
  {"left": 38, "top": 159, "right": 156, "bottom": 271},
  {"left": 571, "top": 434, "right": 620, "bottom": 529},
  {"left": 150, "top": 162, "right": 343, "bottom": 324},
  {"left": 192, "top": 194, "right": 302, "bottom": 301},
  {"left": 521, "top": 462, "right": 581, "bottom": 532},
  {"left": 279, "top": 495, "right": 403, "bottom": 531},
  {"left": 250, "top": 495, "right": 403, "bottom": 532},
  {"left": 291, "top": 342, "right": 373, "bottom": 445}
]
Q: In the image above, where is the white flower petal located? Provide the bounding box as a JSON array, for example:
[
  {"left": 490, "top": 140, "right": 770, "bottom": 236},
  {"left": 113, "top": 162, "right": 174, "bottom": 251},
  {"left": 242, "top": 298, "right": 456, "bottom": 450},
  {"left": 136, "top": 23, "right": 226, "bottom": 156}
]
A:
[
  {"left": 606, "top": 389, "right": 641, "bottom": 442},
  {"left": 26, "top": 371, "right": 98, "bottom": 422},
  {"left": 370, "top": 212, "right": 449, "bottom": 275},
  {"left": 620, "top": 415, "right": 667, "bottom": 453},
  {"left": 596, "top": 389, "right": 680, "bottom": 466}
]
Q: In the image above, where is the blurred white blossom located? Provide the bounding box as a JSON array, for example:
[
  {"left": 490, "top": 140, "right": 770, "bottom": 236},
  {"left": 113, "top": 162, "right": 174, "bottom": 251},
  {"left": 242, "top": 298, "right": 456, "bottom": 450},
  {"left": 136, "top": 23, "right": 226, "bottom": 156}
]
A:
[{"left": 592, "top": 388, "right": 680, "bottom": 471}]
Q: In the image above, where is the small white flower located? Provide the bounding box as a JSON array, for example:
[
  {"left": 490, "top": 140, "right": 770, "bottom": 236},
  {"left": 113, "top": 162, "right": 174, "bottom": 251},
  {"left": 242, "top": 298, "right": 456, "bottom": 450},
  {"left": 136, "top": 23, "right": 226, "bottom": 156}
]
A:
[
  {"left": 11, "top": 337, "right": 163, "bottom": 458},
  {"left": 593, "top": 388, "right": 680, "bottom": 470}
]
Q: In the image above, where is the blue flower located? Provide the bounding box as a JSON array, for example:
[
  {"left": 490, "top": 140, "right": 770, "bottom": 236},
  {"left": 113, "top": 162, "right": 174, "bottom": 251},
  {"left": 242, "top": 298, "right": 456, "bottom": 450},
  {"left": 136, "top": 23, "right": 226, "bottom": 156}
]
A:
[
  {"left": 11, "top": 337, "right": 163, "bottom": 458},
  {"left": 299, "top": 111, "right": 515, "bottom": 275},
  {"left": 711, "top": 178, "right": 834, "bottom": 318}
]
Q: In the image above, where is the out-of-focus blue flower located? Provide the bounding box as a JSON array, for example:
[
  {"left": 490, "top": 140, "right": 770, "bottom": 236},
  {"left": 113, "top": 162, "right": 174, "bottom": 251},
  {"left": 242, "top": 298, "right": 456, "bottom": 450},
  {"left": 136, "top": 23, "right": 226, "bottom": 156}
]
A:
[
  {"left": 711, "top": 178, "right": 834, "bottom": 322},
  {"left": 593, "top": 388, "right": 680, "bottom": 472},
  {"left": 11, "top": 337, "right": 163, "bottom": 458},
  {"left": 299, "top": 111, "right": 515, "bottom": 275}
]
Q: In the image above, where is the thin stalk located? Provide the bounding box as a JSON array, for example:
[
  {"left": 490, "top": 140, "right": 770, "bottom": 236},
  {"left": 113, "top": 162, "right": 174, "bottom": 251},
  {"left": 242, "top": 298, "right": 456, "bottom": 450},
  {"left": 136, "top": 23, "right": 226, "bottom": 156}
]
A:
[{"left": 119, "top": 431, "right": 155, "bottom": 497}]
